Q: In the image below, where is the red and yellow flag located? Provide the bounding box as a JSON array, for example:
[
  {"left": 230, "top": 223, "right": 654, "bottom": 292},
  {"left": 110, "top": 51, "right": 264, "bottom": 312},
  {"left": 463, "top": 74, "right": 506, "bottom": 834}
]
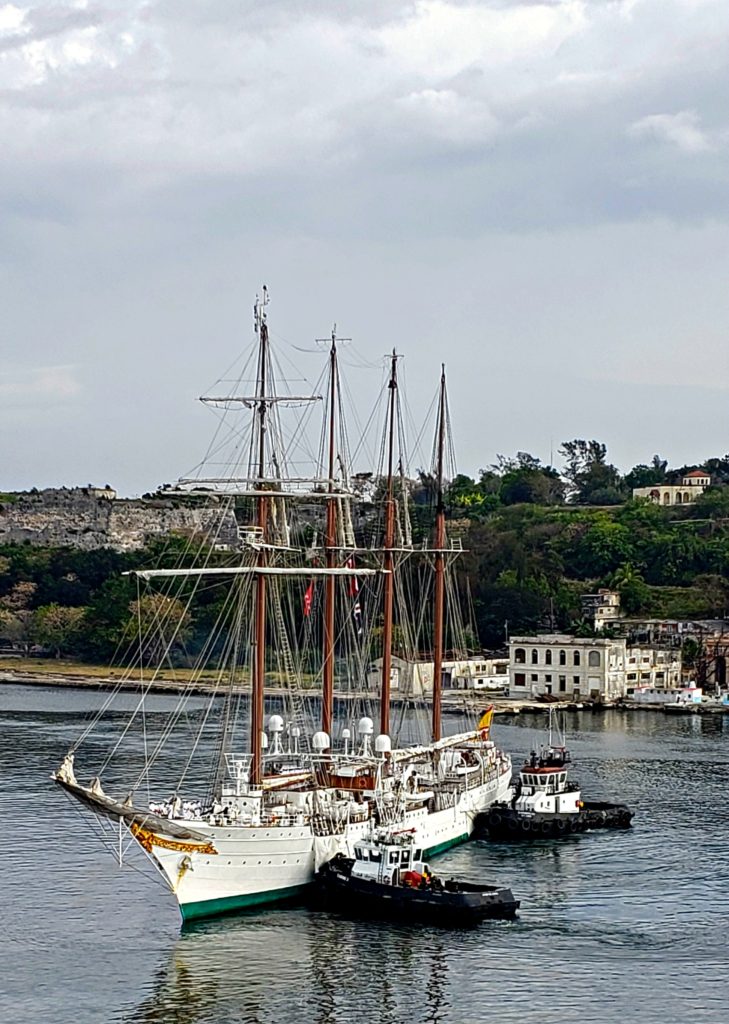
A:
[{"left": 477, "top": 705, "right": 494, "bottom": 737}]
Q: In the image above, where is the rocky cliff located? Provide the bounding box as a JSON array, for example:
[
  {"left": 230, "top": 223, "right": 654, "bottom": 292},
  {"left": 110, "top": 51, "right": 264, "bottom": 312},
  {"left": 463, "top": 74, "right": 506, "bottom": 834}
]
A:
[{"left": 0, "top": 488, "right": 240, "bottom": 551}]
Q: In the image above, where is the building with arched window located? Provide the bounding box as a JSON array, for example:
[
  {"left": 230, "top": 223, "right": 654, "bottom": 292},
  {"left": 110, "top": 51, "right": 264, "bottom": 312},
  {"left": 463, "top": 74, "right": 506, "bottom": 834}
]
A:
[
  {"left": 632, "top": 471, "right": 711, "bottom": 507},
  {"left": 508, "top": 635, "right": 681, "bottom": 701}
]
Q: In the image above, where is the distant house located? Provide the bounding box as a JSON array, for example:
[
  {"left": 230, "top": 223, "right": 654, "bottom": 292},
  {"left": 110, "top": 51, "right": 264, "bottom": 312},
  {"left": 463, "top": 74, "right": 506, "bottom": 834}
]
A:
[
  {"left": 633, "top": 470, "right": 711, "bottom": 507},
  {"left": 366, "top": 655, "right": 508, "bottom": 695},
  {"left": 581, "top": 589, "right": 621, "bottom": 631}
]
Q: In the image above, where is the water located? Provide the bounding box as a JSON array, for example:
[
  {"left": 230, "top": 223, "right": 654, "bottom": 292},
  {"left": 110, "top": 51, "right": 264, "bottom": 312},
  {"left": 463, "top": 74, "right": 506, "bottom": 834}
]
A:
[{"left": 1, "top": 684, "right": 728, "bottom": 1023}]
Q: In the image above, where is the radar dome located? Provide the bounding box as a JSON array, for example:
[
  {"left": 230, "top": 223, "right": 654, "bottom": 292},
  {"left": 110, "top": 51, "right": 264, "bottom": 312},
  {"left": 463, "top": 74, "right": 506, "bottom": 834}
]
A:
[
  {"left": 375, "top": 734, "right": 392, "bottom": 754},
  {"left": 312, "top": 731, "right": 331, "bottom": 751}
]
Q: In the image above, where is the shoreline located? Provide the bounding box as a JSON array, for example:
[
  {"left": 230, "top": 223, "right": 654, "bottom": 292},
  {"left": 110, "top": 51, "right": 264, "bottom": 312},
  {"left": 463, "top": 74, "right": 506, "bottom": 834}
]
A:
[{"left": 2, "top": 660, "right": 727, "bottom": 716}]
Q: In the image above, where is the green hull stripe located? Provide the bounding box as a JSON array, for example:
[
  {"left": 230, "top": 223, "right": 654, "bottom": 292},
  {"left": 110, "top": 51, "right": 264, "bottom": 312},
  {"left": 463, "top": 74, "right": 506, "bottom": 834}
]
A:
[
  {"left": 423, "top": 832, "right": 470, "bottom": 859},
  {"left": 180, "top": 883, "right": 309, "bottom": 922},
  {"left": 180, "top": 832, "right": 470, "bottom": 921}
]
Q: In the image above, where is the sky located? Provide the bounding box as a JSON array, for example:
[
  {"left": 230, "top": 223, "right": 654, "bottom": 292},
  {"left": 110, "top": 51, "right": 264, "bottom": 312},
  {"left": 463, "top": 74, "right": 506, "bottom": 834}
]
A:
[{"left": 1, "top": 0, "right": 728, "bottom": 495}]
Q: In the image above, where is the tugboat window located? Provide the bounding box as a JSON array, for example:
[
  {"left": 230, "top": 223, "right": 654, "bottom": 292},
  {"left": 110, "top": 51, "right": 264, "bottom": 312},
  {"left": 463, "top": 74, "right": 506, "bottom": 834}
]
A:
[
  {"left": 415, "top": 849, "right": 422, "bottom": 860},
  {"left": 370, "top": 851, "right": 382, "bottom": 862},
  {"left": 389, "top": 852, "right": 399, "bottom": 864}
]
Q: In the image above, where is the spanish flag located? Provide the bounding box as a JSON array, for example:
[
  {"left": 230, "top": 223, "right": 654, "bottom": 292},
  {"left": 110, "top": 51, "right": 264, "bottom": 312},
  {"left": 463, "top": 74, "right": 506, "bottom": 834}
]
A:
[{"left": 477, "top": 705, "right": 494, "bottom": 737}]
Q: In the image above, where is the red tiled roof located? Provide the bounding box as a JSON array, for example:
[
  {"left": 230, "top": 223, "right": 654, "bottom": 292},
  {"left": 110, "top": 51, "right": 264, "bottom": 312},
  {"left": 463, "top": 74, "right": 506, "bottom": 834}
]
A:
[{"left": 684, "top": 469, "right": 709, "bottom": 478}]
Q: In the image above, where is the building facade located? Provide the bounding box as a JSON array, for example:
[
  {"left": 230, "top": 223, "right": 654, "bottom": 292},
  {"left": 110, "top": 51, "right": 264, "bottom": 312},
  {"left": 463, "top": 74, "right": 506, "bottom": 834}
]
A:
[
  {"left": 624, "top": 646, "right": 682, "bottom": 689},
  {"left": 508, "top": 635, "right": 682, "bottom": 701},
  {"left": 581, "top": 589, "right": 621, "bottom": 631},
  {"left": 632, "top": 470, "right": 711, "bottom": 507},
  {"left": 509, "top": 636, "right": 627, "bottom": 701},
  {"left": 366, "top": 656, "right": 507, "bottom": 695}
]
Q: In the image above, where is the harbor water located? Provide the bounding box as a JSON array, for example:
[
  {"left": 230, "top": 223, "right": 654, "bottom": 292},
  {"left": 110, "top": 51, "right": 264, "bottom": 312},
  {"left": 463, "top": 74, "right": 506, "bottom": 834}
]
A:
[{"left": 1, "top": 684, "right": 728, "bottom": 1024}]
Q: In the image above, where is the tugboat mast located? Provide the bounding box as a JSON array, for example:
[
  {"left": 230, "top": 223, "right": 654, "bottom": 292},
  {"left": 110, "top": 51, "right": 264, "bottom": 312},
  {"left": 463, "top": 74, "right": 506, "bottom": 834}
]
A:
[
  {"left": 432, "top": 365, "right": 447, "bottom": 743},
  {"left": 322, "top": 326, "right": 339, "bottom": 739},
  {"left": 380, "top": 350, "right": 399, "bottom": 738},
  {"left": 251, "top": 287, "right": 270, "bottom": 786}
]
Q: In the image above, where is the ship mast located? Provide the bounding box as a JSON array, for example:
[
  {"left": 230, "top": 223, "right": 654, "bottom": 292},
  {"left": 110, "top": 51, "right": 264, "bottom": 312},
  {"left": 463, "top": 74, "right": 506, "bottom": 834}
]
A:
[
  {"left": 322, "top": 327, "right": 339, "bottom": 738},
  {"left": 251, "top": 288, "right": 270, "bottom": 786},
  {"left": 380, "top": 350, "right": 399, "bottom": 737},
  {"left": 432, "top": 365, "right": 447, "bottom": 742}
]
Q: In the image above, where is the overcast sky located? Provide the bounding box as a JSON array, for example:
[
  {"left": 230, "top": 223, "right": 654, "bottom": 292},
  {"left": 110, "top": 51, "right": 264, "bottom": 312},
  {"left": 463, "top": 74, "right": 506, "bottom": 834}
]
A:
[{"left": 2, "top": 0, "right": 728, "bottom": 494}]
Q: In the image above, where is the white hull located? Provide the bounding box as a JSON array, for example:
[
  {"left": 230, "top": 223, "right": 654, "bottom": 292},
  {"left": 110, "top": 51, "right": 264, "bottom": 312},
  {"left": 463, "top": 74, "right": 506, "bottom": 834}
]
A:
[{"left": 146, "top": 761, "right": 511, "bottom": 920}]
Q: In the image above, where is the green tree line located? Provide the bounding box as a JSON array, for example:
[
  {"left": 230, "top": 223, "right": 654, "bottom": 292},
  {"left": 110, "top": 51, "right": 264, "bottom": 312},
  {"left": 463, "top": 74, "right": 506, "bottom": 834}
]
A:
[{"left": 3, "top": 444, "right": 729, "bottom": 659}]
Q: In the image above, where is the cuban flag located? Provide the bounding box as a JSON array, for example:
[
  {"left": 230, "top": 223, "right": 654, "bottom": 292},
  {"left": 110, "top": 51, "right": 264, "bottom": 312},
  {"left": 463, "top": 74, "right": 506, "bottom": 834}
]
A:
[{"left": 346, "top": 556, "right": 363, "bottom": 636}]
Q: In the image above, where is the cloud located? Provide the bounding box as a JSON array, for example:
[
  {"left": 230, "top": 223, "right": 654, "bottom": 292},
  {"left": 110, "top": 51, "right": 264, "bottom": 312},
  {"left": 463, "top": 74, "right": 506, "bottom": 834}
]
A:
[
  {"left": 0, "top": 364, "right": 81, "bottom": 403},
  {"left": 628, "top": 110, "right": 711, "bottom": 153},
  {"left": 0, "top": 0, "right": 725, "bottom": 231},
  {"left": 0, "top": 2, "right": 728, "bottom": 492}
]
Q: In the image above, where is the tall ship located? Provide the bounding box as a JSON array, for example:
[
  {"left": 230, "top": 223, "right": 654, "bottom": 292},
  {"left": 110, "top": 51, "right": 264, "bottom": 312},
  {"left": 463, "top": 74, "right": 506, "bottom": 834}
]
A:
[{"left": 54, "top": 289, "right": 512, "bottom": 921}]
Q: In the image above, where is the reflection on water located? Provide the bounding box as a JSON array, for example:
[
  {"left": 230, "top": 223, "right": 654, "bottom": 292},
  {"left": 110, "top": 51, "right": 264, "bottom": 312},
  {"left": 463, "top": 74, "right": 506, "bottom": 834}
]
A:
[
  {"left": 120, "top": 909, "right": 459, "bottom": 1024},
  {"left": 1, "top": 687, "right": 729, "bottom": 1024}
]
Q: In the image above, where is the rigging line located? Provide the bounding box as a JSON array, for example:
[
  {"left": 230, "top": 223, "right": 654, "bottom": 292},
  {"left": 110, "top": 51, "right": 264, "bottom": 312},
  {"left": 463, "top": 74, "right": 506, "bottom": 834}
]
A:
[
  {"left": 100, "top": 563, "right": 213, "bottom": 775},
  {"left": 338, "top": 346, "right": 384, "bottom": 371},
  {"left": 150, "top": 573, "right": 256, "bottom": 786},
  {"left": 348, "top": 360, "right": 391, "bottom": 469},
  {"left": 183, "top": 579, "right": 247, "bottom": 794},
  {"left": 136, "top": 575, "right": 151, "bottom": 805},
  {"left": 271, "top": 334, "right": 321, "bottom": 356}
]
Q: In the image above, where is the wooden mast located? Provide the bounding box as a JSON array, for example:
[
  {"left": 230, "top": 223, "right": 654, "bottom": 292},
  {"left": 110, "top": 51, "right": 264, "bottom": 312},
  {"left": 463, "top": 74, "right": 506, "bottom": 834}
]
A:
[
  {"left": 380, "top": 350, "right": 398, "bottom": 737},
  {"left": 251, "top": 289, "right": 269, "bottom": 787},
  {"left": 322, "top": 328, "right": 338, "bottom": 738},
  {"left": 432, "top": 365, "right": 447, "bottom": 742}
]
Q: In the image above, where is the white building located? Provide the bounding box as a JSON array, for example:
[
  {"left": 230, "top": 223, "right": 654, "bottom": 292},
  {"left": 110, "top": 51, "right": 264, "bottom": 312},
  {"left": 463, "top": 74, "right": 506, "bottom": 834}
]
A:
[
  {"left": 581, "top": 589, "right": 621, "bottom": 631},
  {"left": 633, "top": 470, "right": 710, "bottom": 507},
  {"left": 509, "top": 636, "right": 627, "bottom": 701},
  {"left": 366, "top": 656, "right": 507, "bottom": 695},
  {"left": 624, "top": 646, "right": 682, "bottom": 689},
  {"left": 509, "top": 636, "right": 682, "bottom": 701}
]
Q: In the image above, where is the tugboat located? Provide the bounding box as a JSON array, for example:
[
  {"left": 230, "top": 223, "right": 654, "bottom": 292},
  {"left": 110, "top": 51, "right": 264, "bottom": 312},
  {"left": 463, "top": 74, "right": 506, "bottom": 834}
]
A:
[
  {"left": 316, "top": 828, "right": 519, "bottom": 926},
  {"left": 478, "top": 718, "right": 633, "bottom": 840}
]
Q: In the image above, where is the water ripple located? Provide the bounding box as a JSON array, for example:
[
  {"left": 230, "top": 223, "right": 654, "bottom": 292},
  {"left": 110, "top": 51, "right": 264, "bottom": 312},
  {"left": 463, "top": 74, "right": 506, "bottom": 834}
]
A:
[{"left": 1, "top": 696, "right": 728, "bottom": 1024}]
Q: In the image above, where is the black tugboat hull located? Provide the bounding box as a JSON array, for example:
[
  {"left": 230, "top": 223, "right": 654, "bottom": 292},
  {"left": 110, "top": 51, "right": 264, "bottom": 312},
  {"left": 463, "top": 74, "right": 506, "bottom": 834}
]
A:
[
  {"left": 477, "top": 802, "right": 634, "bottom": 841},
  {"left": 315, "top": 863, "right": 519, "bottom": 926}
]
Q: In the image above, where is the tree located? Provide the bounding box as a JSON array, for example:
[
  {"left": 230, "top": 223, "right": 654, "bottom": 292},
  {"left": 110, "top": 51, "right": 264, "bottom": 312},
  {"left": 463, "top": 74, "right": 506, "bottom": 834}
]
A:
[
  {"left": 127, "top": 593, "right": 193, "bottom": 665},
  {"left": 0, "top": 608, "right": 25, "bottom": 645},
  {"left": 611, "top": 563, "right": 650, "bottom": 615},
  {"left": 690, "top": 487, "right": 729, "bottom": 521},
  {"left": 30, "top": 604, "right": 86, "bottom": 657},
  {"left": 559, "top": 439, "right": 625, "bottom": 505},
  {"left": 693, "top": 574, "right": 729, "bottom": 617},
  {"left": 624, "top": 455, "right": 669, "bottom": 491},
  {"left": 499, "top": 456, "right": 565, "bottom": 506}
]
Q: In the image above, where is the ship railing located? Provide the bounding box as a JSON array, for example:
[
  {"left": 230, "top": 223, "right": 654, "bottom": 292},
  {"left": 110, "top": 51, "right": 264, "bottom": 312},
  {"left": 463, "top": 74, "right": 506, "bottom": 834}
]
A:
[
  {"left": 259, "top": 813, "right": 311, "bottom": 828},
  {"left": 311, "top": 813, "right": 348, "bottom": 837}
]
